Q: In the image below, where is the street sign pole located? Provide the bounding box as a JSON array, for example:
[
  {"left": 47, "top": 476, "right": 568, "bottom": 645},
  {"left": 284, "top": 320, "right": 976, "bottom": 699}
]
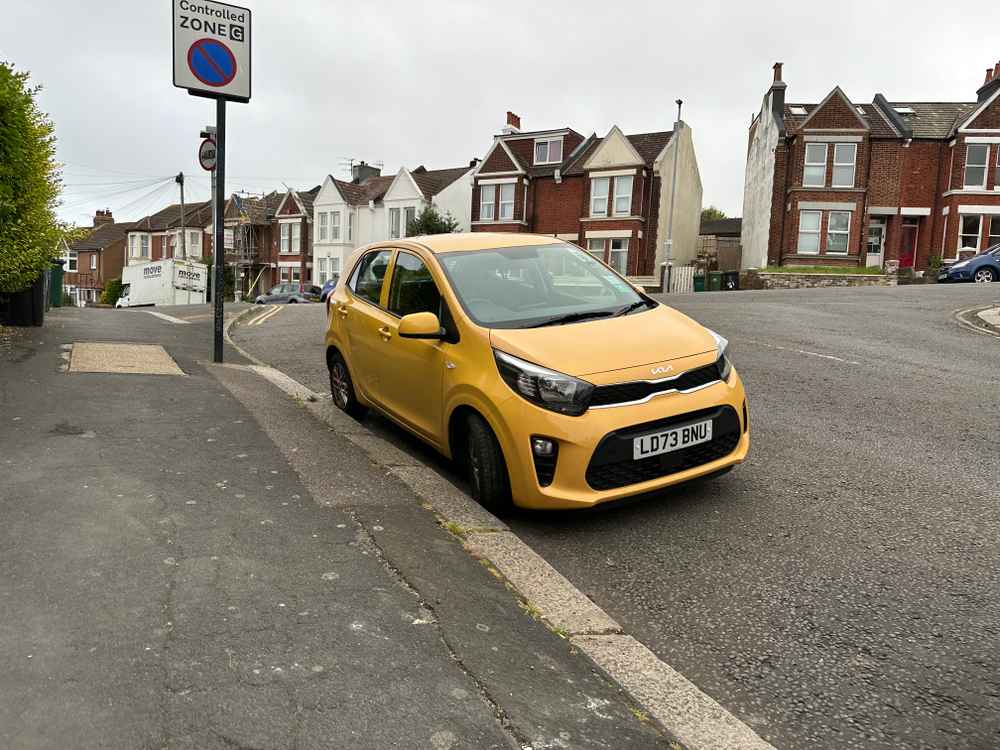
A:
[{"left": 213, "top": 99, "right": 226, "bottom": 363}]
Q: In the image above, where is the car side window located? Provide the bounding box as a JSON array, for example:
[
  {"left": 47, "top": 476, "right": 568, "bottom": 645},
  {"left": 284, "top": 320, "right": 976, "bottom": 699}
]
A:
[
  {"left": 350, "top": 250, "right": 393, "bottom": 305},
  {"left": 387, "top": 251, "right": 442, "bottom": 317}
]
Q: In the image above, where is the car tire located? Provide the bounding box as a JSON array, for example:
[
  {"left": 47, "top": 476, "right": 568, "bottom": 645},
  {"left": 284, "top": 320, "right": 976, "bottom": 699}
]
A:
[
  {"left": 464, "top": 413, "right": 512, "bottom": 515},
  {"left": 328, "top": 351, "right": 367, "bottom": 420},
  {"left": 256, "top": 300, "right": 264, "bottom": 304},
  {"left": 974, "top": 268, "right": 996, "bottom": 283},
  {"left": 289, "top": 298, "right": 298, "bottom": 303}
]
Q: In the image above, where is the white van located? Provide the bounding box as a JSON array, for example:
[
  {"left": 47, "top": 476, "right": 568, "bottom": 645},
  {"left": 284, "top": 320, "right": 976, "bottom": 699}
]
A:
[{"left": 117, "top": 259, "right": 208, "bottom": 308}]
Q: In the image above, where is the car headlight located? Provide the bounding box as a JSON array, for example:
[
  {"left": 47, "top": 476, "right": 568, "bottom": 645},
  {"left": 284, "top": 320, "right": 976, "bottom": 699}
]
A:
[
  {"left": 952, "top": 260, "right": 970, "bottom": 269},
  {"left": 706, "top": 329, "right": 733, "bottom": 381},
  {"left": 494, "top": 350, "right": 594, "bottom": 416}
]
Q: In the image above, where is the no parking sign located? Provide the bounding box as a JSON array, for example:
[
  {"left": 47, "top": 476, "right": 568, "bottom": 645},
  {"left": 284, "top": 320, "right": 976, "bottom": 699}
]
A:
[{"left": 172, "top": 0, "right": 251, "bottom": 102}]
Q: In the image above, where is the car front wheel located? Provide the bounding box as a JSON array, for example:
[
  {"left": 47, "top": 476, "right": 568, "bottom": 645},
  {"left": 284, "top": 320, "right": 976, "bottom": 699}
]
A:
[
  {"left": 974, "top": 268, "right": 996, "bottom": 283},
  {"left": 464, "top": 414, "right": 512, "bottom": 515},
  {"left": 328, "top": 351, "right": 367, "bottom": 420}
]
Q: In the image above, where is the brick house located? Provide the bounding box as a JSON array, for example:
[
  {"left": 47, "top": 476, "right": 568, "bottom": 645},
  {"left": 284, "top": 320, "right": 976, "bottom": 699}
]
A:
[
  {"left": 270, "top": 186, "right": 320, "bottom": 288},
  {"left": 125, "top": 201, "right": 213, "bottom": 266},
  {"left": 471, "top": 112, "right": 703, "bottom": 282},
  {"left": 741, "top": 61, "right": 1000, "bottom": 271},
  {"left": 62, "top": 210, "right": 134, "bottom": 305}
]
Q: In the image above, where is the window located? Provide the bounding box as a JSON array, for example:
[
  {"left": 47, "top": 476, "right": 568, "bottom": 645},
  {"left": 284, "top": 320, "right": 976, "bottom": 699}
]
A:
[
  {"left": 388, "top": 251, "right": 442, "bottom": 318},
  {"left": 281, "top": 223, "right": 300, "bottom": 253},
  {"left": 280, "top": 267, "right": 290, "bottom": 282},
  {"left": 960, "top": 215, "right": 982, "bottom": 251},
  {"left": 291, "top": 223, "right": 300, "bottom": 252},
  {"left": 280, "top": 223, "right": 289, "bottom": 252},
  {"left": 389, "top": 208, "right": 401, "bottom": 239},
  {"left": 832, "top": 144, "right": 857, "bottom": 187},
  {"left": 318, "top": 212, "right": 328, "bottom": 241},
  {"left": 826, "top": 211, "right": 851, "bottom": 254},
  {"left": 350, "top": 249, "right": 392, "bottom": 304},
  {"left": 499, "top": 183, "right": 515, "bottom": 220},
  {"left": 331, "top": 256, "right": 341, "bottom": 274},
  {"left": 140, "top": 235, "right": 149, "bottom": 257},
  {"left": 90, "top": 254, "right": 97, "bottom": 270},
  {"left": 317, "top": 257, "right": 328, "bottom": 284},
  {"left": 803, "top": 143, "right": 827, "bottom": 187},
  {"left": 797, "top": 210, "right": 821, "bottom": 253},
  {"left": 291, "top": 268, "right": 301, "bottom": 284},
  {"left": 989, "top": 217, "right": 1000, "bottom": 248},
  {"left": 790, "top": 106, "right": 807, "bottom": 116},
  {"left": 479, "top": 185, "right": 495, "bottom": 220},
  {"left": 534, "top": 138, "right": 563, "bottom": 164},
  {"left": 586, "top": 239, "right": 605, "bottom": 261},
  {"left": 189, "top": 231, "right": 200, "bottom": 253},
  {"left": 404, "top": 206, "right": 416, "bottom": 237},
  {"left": 348, "top": 212, "right": 353, "bottom": 241},
  {"left": 590, "top": 177, "right": 610, "bottom": 216},
  {"left": 331, "top": 211, "right": 340, "bottom": 241},
  {"left": 965, "top": 144, "right": 989, "bottom": 188},
  {"left": 608, "top": 238, "right": 629, "bottom": 274},
  {"left": 996, "top": 148, "right": 1000, "bottom": 189},
  {"left": 67, "top": 251, "right": 78, "bottom": 272},
  {"left": 613, "top": 176, "right": 633, "bottom": 216}
]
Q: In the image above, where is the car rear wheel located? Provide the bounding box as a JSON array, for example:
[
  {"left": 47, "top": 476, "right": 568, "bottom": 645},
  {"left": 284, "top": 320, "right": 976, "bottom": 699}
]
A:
[
  {"left": 974, "top": 268, "right": 996, "bottom": 283},
  {"left": 328, "top": 351, "right": 367, "bottom": 420},
  {"left": 464, "top": 414, "right": 512, "bottom": 515}
]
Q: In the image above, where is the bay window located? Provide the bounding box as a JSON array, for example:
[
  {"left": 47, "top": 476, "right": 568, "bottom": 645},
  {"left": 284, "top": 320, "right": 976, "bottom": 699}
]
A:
[
  {"left": 964, "top": 144, "right": 989, "bottom": 189},
  {"left": 609, "top": 238, "right": 628, "bottom": 274},
  {"left": 613, "top": 176, "right": 633, "bottom": 216},
  {"left": 140, "top": 235, "right": 149, "bottom": 258},
  {"left": 797, "top": 210, "right": 821, "bottom": 253},
  {"left": 826, "top": 211, "right": 850, "bottom": 254},
  {"left": 280, "top": 223, "right": 300, "bottom": 253},
  {"left": 586, "top": 239, "right": 605, "bottom": 261},
  {"left": 960, "top": 215, "right": 982, "bottom": 251},
  {"left": 832, "top": 144, "right": 857, "bottom": 187},
  {"left": 317, "top": 257, "right": 328, "bottom": 284},
  {"left": 803, "top": 143, "right": 827, "bottom": 187},
  {"left": 590, "top": 177, "right": 610, "bottom": 216},
  {"left": 479, "top": 185, "right": 495, "bottom": 220},
  {"left": 404, "top": 206, "right": 416, "bottom": 236},
  {"left": 280, "top": 223, "right": 289, "bottom": 252},
  {"left": 499, "top": 183, "right": 514, "bottom": 220},
  {"left": 331, "top": 211, "right": 340, "bottom": 241},
  {"left": 318, "top": 212, "right": 328, "bottom": 241}
]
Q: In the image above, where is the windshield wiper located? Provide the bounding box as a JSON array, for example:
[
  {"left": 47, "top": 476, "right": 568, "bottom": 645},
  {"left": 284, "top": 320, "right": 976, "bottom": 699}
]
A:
[
  {"left": 525, "top": 310, "right": 616, "bottom": 328},
  {"left": 613, "top": 299, "right": 650, "bottom": 317}
]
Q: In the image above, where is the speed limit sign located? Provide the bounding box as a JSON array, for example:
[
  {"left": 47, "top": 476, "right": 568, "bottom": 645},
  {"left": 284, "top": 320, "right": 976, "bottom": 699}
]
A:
[{"left": 199, "top": 138, "right": 217, "bottom": 171}]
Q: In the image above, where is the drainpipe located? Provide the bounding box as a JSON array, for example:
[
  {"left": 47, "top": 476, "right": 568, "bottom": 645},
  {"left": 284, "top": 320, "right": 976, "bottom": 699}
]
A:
[{"left": 664, "top": 99, "right": 683, "bottom": 292}]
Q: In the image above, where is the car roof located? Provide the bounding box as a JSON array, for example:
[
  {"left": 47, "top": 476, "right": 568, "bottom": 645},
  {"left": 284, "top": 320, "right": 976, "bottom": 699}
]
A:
[{"left": 407, "top": 232, "right": 563, "bottom": 255}]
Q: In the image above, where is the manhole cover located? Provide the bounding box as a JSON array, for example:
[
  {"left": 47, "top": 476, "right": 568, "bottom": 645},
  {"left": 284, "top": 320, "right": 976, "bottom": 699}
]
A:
[{"left": 68, "top": 343, "right": 184, "bottom": 376}]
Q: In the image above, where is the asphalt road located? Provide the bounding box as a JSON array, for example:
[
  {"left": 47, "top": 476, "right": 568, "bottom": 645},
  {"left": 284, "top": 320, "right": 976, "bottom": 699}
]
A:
[{"left": 232, "top": 284, "right": 1000, "bottom": 750}]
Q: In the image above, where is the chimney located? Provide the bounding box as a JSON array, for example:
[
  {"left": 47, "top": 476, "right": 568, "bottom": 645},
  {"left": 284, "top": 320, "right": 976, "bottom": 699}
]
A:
[
  {"left": 93, "top": 209, "right": 114, "bottom": 228},
  {"left": 773, "top": 62, "right": 783, "bottom": 83},
  {"left": 769, "top": 62, "right": 787, "bottom": 130},
  {"left": 503, "top": 111, "right": 521, "bottom": 134},
  {"left": 351, "top": 160, "right": 381, "bottom": 184},
  {"left": 976, "top": 60, "right": 1000, "bottom": 103}
]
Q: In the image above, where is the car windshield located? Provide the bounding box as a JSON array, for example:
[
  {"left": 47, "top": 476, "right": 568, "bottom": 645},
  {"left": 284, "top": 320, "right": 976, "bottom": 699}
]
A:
[{"left": 437, "top": 243, "right": 650, "bottom": 329}]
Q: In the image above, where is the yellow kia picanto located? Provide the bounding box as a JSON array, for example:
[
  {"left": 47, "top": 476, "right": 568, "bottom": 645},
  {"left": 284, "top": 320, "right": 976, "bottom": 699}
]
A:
[{"left": 325, "top": 233, "right": 749, "bottom": 512}]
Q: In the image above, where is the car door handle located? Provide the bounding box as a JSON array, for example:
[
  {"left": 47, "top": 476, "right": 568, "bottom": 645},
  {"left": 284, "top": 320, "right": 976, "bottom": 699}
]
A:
[
  {"left": 337, "top": 304, "right": 349, "bottom": 319},
  {"left": 378, "top": 326, "right": 392, "bottom": 341}
]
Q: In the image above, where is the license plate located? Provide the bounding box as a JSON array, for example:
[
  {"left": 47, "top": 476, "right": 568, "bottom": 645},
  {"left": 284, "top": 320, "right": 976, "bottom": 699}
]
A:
[{"left": 633, "top": 419, "right": 713, "bottom": 460}]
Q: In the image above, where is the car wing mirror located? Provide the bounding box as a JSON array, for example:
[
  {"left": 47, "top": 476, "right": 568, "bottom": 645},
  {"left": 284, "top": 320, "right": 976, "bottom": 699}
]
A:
[{"left": 398, "top": 312, "right": 445, "bottom": 340}]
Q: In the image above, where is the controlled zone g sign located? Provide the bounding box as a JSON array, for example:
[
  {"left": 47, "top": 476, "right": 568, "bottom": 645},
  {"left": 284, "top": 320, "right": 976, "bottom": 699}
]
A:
[{"left": 172, "top": 0, "right": 251, "bottom": 102}]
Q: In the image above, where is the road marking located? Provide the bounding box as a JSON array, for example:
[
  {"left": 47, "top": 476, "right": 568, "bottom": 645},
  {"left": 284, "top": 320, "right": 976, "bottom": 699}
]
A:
[
  {"left": 248, "top": 305, "right": 281, "bottom": 326},
  {"left": 235, "top": 360, "right": 776, "bottom": 749},
  {"left": 144, "top": 311, "right": 192, "bottom": 325},
  {"left": 742, "top": 338, "right": 861, "bottom": 365}
]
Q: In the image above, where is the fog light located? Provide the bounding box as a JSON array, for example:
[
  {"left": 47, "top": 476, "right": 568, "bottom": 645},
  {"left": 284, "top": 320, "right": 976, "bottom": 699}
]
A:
[{"left": 531, "top": 437, "right": 556, "bottom": 457}]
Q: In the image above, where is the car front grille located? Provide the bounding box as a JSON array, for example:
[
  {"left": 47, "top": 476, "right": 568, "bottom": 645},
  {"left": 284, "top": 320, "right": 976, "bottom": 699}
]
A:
[
  {"left": 585, "top": 406, "right": 741, "bottom": 491},
  {"left": 589, "top": 362, "right": 722, "bottom": 408}
]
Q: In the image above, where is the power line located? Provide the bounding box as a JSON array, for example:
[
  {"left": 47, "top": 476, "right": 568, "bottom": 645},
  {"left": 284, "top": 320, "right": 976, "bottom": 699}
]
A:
[{"left": 57, "top": 177, "right": 172, "bottom": 212}]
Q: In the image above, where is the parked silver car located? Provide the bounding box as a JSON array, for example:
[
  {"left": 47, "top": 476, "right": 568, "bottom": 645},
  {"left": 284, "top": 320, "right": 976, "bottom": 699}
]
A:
[{"left": 254, "top": 283, "right": 321, "bottom": 304}]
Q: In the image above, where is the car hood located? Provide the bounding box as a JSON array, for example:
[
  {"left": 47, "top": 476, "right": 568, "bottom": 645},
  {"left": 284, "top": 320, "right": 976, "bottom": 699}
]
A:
[{"left": 488, "top": 304, "right": 717, "bottom": 378}]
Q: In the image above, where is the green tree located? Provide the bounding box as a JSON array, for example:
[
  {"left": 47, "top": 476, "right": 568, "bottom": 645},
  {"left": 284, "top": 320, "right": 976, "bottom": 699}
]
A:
[
  {"left": 100, "top": 277, "right": 123, "bottom": 305},
  {"left": 57, "top": 222, "right": 91, "bottom": 248},
  {"left": 0, "top": 62, "right": 61, "bottom": 292},
  {"left": 701, "top": 206, "right": 727, "bottom": 223},
  {"left": 406, "top": 205, "right": 460, "bottom": 236}
]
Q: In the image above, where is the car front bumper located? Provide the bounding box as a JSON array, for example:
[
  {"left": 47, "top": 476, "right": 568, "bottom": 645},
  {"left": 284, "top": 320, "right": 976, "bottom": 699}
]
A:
[{"left": 494, "top": 369, "right": 749, "bottom": 510}]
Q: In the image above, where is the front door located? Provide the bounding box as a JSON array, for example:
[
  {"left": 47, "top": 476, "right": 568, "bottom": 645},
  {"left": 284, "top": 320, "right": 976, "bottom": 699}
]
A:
[
  {"left": 866, "top": 221, "right": 886, "bottom": 268},
  {"left": 900, "top": 220, "right": 919, "bottom": 269},
  {"left": 343, "top": 249, "right": 394, "bottom": 404},
  {"left": 378, "top": 250, "right": 446, "bottom": 443}
]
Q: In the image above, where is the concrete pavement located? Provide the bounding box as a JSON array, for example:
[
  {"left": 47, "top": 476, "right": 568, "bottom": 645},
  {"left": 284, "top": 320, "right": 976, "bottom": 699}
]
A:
[
  {"left": 0, "top": 305, "right": 666, "bottom": 749},
  {"left": 231, "top": 283, "right": 1000, "bottom": 750}
]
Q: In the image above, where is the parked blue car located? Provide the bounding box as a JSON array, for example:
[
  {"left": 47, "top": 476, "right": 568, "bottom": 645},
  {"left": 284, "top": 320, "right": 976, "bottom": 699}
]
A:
[
  {"left": 319, "top": 274, "right": 341, "bottom": 303},
  {"left": 939, "top": 245, "right": 1000, "bottom": 283}
]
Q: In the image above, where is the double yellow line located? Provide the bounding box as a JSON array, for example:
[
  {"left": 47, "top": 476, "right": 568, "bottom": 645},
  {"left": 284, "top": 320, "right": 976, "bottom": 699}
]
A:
[{"left": 247, "top": 305, "right": 282, "bottom": 327}]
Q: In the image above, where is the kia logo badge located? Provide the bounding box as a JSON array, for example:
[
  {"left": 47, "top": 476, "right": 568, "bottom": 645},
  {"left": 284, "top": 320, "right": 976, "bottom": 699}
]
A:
[{"left": 650, "top": 366, "right": 673, "bottom": 376}]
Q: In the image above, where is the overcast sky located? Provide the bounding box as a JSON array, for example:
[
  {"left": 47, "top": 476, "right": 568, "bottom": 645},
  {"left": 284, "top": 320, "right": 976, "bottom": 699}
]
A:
[{"left": 3, "top": 0, "right": 997, "bottom": 227}]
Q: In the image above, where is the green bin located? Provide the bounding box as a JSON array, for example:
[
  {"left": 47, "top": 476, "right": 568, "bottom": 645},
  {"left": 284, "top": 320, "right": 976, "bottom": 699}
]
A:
[
  {"left": 708, "top": 271, "right": 723, "bottom": 291},
  {"left": 693, "top": 274, "right": 706, "bottom": 292}
]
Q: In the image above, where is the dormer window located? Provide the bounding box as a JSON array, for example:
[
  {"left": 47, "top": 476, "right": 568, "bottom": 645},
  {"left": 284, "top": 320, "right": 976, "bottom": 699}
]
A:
[
  {"left": 790, "top": 106, "right": 807, "bottom": 116},
  {"left": 534, "top": 138, "right": 563, "bottom": 165}
]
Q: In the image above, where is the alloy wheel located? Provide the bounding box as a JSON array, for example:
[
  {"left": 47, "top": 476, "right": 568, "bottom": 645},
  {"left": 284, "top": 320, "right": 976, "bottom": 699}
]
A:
[
  {"left": 974, "top": 269, "right": 994, "bottom": 283},
  {"left": 331, "top": 362, "right": 350, "bottom": 408},
  {"left": 467, "top": 441, "right": 481, "bottom": 495}
]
